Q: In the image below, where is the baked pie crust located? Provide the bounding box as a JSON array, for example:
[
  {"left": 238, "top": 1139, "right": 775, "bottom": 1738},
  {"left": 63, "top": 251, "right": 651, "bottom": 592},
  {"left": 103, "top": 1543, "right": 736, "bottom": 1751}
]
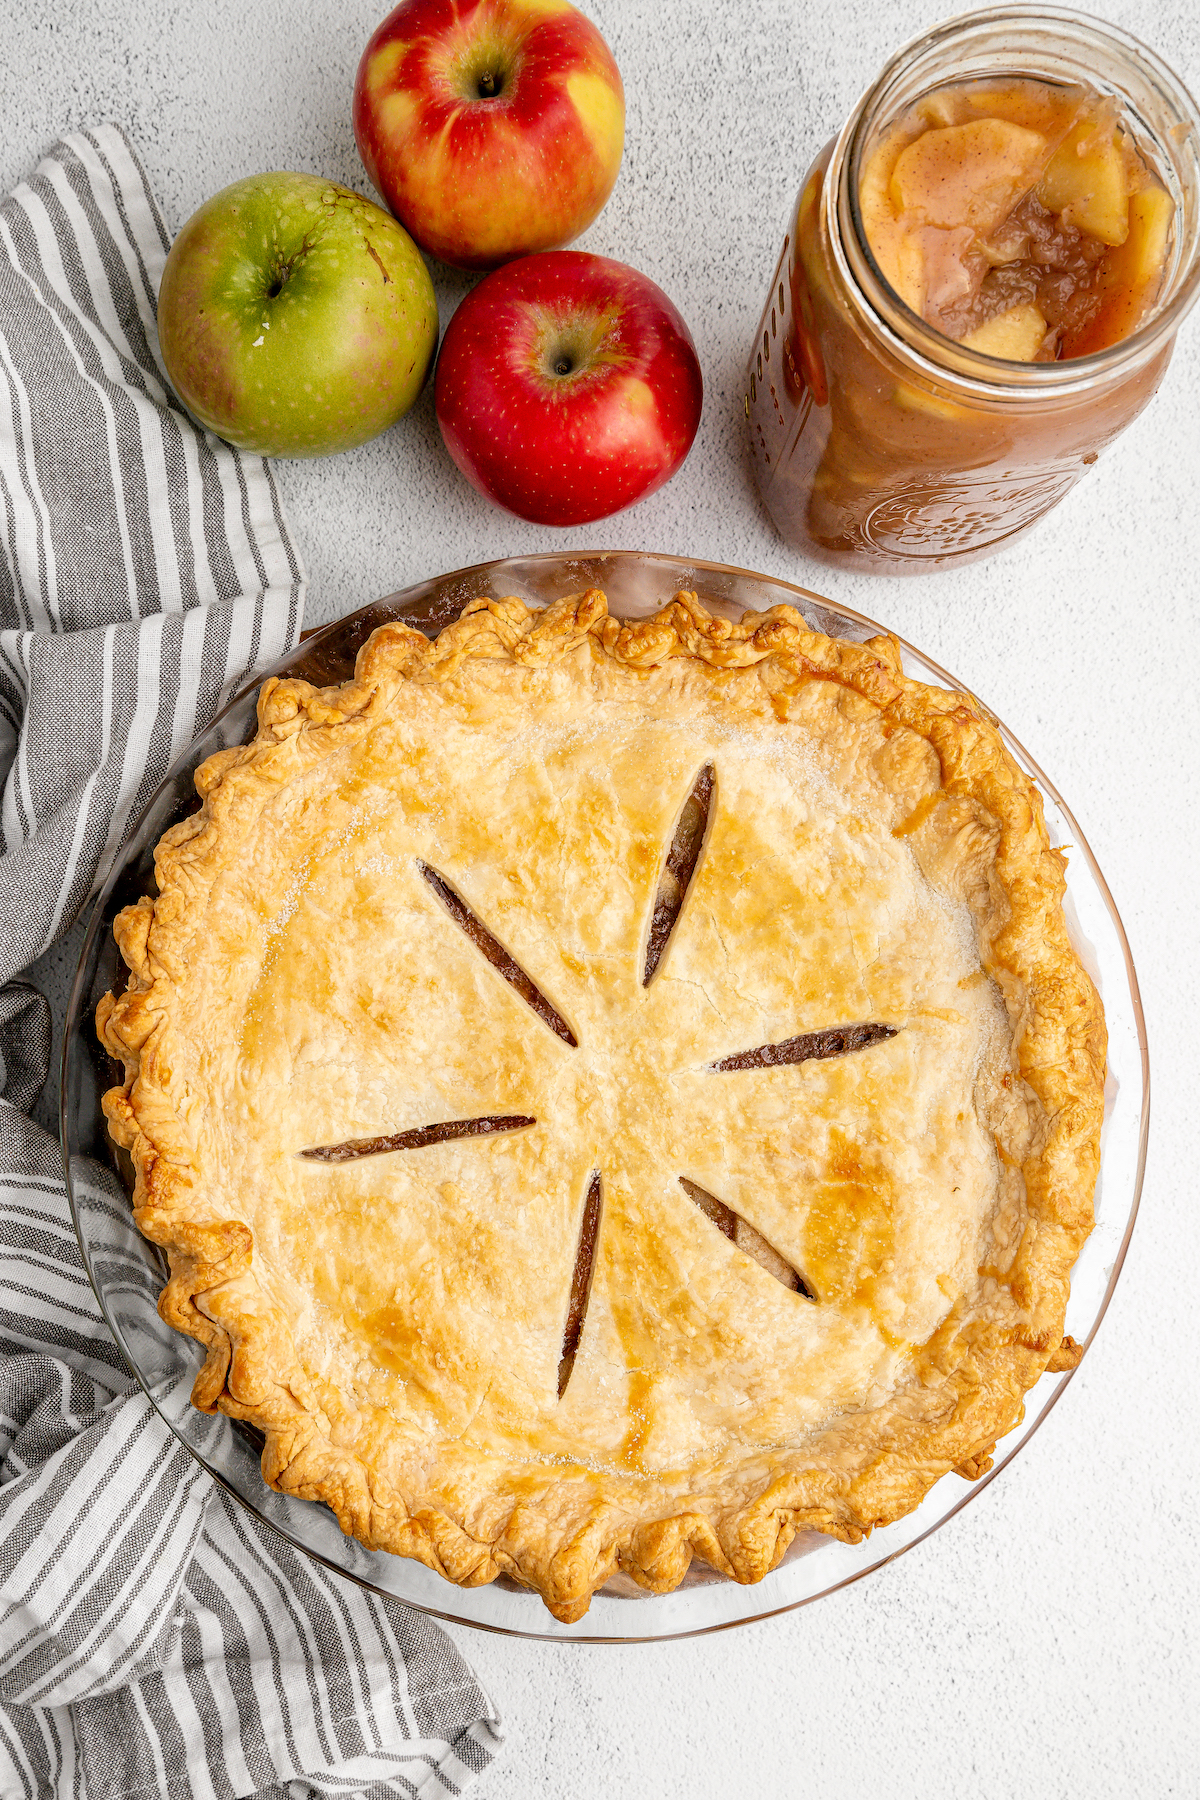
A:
[{"left": 97, "top": 589, "right": 1105, "bottom": 1621}]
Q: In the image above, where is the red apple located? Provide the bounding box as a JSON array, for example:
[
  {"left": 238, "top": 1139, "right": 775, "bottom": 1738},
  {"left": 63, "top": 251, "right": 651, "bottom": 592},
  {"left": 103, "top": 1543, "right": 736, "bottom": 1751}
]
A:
[
  {"left": 434, "top": 251, "right": 703, "bottom": 526},
  {"left": 353, "top": 0, "right": 624, "bottom": 270}
]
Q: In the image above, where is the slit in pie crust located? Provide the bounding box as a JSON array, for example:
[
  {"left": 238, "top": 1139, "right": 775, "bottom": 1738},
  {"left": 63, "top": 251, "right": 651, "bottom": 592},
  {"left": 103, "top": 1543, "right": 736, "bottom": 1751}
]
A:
[{"left": 97, "top": 587, "right": 1105, "bottom": 1622}]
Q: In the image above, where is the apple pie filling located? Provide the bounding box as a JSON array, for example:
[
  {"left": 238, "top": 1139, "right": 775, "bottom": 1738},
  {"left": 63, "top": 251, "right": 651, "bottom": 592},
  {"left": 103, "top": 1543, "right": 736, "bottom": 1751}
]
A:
[
  {"left": 644, "top": 762, "right": 713, "bottom": 984},
  {"left": 559, "top": 1171, "right": 602, "bottom": 1398},
  {"left": 679, "top": 1178, "right": 814, "bottom": 1299},
  {"left": 862, "top": 78, "right": 1174, "bottom": 360},
  {"left": 746, "top": 17, "right": 1193, "bottom": 571},
  {"left": 300, "top": 1112, "right": 536, "bottom": 1163},
  {"left": 419, "top": 861, "right": 578, "bottom": 1045}
]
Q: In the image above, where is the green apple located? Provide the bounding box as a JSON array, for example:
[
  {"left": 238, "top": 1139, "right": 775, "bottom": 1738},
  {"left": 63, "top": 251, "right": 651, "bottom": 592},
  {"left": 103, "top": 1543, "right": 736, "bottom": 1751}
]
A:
[{"left": 157, "top": 172, "right": 438, "bottom": 458}]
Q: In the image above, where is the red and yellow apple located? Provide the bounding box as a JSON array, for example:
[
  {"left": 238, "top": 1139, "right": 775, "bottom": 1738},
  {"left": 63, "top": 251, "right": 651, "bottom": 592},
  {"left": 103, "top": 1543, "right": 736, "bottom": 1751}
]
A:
[
  {"left": 157, "top": 173, "right": 438, "bottom": 458},
  {"left": 353, "top": 0, "right": 625, "bottom": 270},
  {"left": 434, "top": 251, "right": 703, "bottom": 525}
]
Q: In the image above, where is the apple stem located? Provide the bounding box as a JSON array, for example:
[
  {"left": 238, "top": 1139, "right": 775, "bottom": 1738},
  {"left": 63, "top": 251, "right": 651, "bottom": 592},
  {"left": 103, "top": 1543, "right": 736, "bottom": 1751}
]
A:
[
  {"left": 554, "top": 356, "right": 573, "bottom": 376},
  {"left": 266, "top": 258, "right": 294, "bottom": 299},
  {"left": 477, "top": 70, "right": 503, "bottom": 99}
]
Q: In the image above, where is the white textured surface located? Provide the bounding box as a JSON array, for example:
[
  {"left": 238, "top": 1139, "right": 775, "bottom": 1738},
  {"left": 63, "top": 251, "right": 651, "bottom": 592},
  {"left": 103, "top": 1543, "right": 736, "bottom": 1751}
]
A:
[{"left": 8, "top": 1, "right": 1200, "bottom": 1795}]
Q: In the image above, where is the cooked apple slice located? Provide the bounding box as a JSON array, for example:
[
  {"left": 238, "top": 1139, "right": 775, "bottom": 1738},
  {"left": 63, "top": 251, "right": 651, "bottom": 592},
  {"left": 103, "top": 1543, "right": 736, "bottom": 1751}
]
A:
[
  {"left": 1116, "top": 183, "right": 1173, "bottom": 289},
  {"left": 1065, "top": 183, "right": 1174, "bottom": 354},
  {"left": 860, "top": 124, "right": 908, "bottom": 238},
  {"left": 889, "top": 119, "right": 1050, "bottom": 235},
  {"left": 1037, "top": 119, "right": 1130, "bottom": 245},
  {"left": 956, "top": 82, "right": 1086, "bottom": 142},
  {"left": 892, "top": 380, "right": 967, "bottom": 421},
  {"left": 860, "top": 123, "right": 926, "bottom": 312},
  {"left": 960, "top": 302, "right": 1048, "bottom": 361}
]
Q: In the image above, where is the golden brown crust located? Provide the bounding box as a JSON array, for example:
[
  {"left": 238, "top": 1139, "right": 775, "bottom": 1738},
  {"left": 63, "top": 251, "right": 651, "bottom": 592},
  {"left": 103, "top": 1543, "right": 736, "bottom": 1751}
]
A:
[{"left": 98, "top": 589, "right": 1104, "bottom": 1621}]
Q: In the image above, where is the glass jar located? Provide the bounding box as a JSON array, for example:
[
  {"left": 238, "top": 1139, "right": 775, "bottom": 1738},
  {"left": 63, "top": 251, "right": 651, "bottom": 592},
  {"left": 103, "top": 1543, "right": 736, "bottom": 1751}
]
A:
[{"left": 746, "top": 5, "right": 1200, "bottom": 575}]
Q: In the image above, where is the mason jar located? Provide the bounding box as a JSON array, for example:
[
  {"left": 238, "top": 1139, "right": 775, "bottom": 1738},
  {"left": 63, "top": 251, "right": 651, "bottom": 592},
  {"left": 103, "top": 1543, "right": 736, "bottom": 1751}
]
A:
[{"left": 746, "top": 5, "right": 1200, "bottom": 575}]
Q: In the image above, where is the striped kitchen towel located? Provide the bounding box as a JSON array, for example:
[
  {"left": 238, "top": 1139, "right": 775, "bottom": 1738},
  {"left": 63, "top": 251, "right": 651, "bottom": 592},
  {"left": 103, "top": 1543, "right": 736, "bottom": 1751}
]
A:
[{"left": 0, "top": 125, "right": 501, "bottom": 1798}]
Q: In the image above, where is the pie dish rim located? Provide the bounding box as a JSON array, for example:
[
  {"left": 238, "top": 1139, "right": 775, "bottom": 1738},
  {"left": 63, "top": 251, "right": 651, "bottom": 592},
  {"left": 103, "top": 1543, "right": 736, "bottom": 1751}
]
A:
[{"left": 62, "top": 550, "right": 1147, "bottom": 1641}]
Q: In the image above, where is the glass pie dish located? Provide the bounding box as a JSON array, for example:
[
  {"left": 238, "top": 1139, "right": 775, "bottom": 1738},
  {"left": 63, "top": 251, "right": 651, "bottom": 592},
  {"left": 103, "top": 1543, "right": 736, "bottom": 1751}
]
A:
[{"left": 61, "top": 550, "right": 1148, "bottom": 1643}]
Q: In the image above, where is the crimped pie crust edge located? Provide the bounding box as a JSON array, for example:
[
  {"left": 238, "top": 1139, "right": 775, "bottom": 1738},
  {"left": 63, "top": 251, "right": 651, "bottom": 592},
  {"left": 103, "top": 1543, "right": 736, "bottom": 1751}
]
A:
[{"left": 97, "top": 589, "right": 1105, "bottom": 1622}]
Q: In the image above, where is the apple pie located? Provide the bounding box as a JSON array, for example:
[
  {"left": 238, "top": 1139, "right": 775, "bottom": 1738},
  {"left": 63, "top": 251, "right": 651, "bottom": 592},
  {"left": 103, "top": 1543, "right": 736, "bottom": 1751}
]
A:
[{"left": 97, "top": 588, "right": 1104, "bottom": 1621}]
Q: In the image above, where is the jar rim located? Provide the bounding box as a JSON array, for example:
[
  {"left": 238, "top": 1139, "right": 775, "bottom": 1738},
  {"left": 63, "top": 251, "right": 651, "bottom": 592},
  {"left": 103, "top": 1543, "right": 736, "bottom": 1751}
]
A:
[{"left": 829, "top": 3, "right": 1200, "bottom": 400}]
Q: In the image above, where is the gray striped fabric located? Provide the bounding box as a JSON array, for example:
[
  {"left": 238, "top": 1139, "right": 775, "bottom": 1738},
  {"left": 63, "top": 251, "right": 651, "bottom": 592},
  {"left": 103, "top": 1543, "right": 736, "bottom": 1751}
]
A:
[{"left": 0, "top": 126, "right": 501, "bottom": 1798}]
